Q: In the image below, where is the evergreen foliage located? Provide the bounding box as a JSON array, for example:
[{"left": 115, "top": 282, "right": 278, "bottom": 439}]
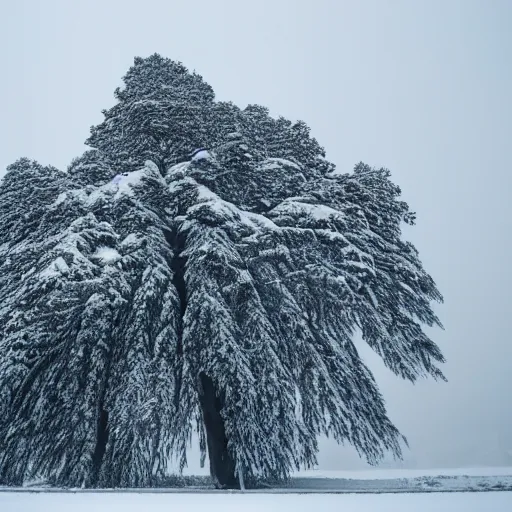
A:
[{"left": 0, "top": 54, "right": 444, "bottom": 488}]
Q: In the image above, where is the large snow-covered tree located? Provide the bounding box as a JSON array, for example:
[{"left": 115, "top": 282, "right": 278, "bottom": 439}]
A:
[{"left": 0, "top": 54, "right": 444, "bottom": 489}]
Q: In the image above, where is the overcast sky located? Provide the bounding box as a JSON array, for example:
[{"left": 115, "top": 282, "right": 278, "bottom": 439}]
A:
[{"left": 1, "top": 0, "right": 511, "bottom": 471}]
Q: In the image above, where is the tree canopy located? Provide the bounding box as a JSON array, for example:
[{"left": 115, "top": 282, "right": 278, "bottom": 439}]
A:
[{"left": 0, "top": 54, "right": 444, "bottom": 488}]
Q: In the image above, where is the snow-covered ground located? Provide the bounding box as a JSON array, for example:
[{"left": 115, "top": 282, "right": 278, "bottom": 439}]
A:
[
  {"left": 2, "top": 467, "right": 512, "bottom": 494},
  {"left": 2, "top": 468, "right": 512, "bottom": 511},
  {"left": 287, "top": 466, "right": 512, "bottom": 493},
  {"left": 1, "top": 491, "right": 511, "bottom": 512},
  {"left": 296, "top": 466, "right": 512, "bottom": 479}
]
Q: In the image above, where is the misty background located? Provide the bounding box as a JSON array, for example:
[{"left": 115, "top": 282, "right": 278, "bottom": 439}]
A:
[{"left": 0, "top": 0, "right": 510, "bottom": 471}]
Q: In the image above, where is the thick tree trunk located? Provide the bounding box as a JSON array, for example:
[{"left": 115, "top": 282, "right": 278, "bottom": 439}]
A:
[
  {"left": 165, "top": 227, "right": 186, "bottom": 410},
  {"left": 198, "top": 372, "right": 238, "bottom": 489},
  {"left": 164, "top": 227, "right": 239, "bottom": 488},
  {"left": 90, "top": 406, "right": 109, "bottom": 487}
]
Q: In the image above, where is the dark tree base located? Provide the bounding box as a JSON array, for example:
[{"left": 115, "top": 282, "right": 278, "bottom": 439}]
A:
[
  {"left": 198, "top": 372, "right": 239, "bottom": 489},
  {"left": 90, "top": 406, "right": 109, "bottom": 487}
]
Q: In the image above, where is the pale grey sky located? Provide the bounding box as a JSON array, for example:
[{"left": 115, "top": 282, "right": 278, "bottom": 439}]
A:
[{"left": 1, "top": 0, "right": 511, "bottom": 470}]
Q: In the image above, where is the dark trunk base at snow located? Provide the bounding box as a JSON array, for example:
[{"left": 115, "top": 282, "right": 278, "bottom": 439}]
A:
[
  {"left": 198, "top": 373, "right": 238, "bottom": 489},
  {"left": 90, "top": 407, "right": 109, "bottom": 486}
]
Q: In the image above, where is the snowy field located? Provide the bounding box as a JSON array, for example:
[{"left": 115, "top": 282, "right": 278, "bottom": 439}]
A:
[
  {"left": 288, "top": 466, "right": 512, "bottom": 492},
  {"left": 296, "top": 466, "right": 512, "bottom": 479},
  {"left": 1, "top": 492, "right": 511, "bottom": 512},
  {"left": 2, "top": 468, "right": 512, "bottom": 511}
]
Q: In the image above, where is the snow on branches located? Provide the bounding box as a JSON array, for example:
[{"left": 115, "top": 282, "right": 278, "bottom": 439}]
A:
[{"left": 0, "top": 55, "right": 443, "bottom": 488}]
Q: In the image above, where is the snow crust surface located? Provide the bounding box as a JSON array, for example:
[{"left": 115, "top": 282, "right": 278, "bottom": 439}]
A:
[{"left": 0, "top": 491, "right": 510, "bottom": 512}]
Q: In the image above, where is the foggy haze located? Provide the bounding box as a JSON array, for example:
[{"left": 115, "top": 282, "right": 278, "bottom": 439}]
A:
[{"left": 1, "top": 0, "right": 511, "bottom": 471}]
